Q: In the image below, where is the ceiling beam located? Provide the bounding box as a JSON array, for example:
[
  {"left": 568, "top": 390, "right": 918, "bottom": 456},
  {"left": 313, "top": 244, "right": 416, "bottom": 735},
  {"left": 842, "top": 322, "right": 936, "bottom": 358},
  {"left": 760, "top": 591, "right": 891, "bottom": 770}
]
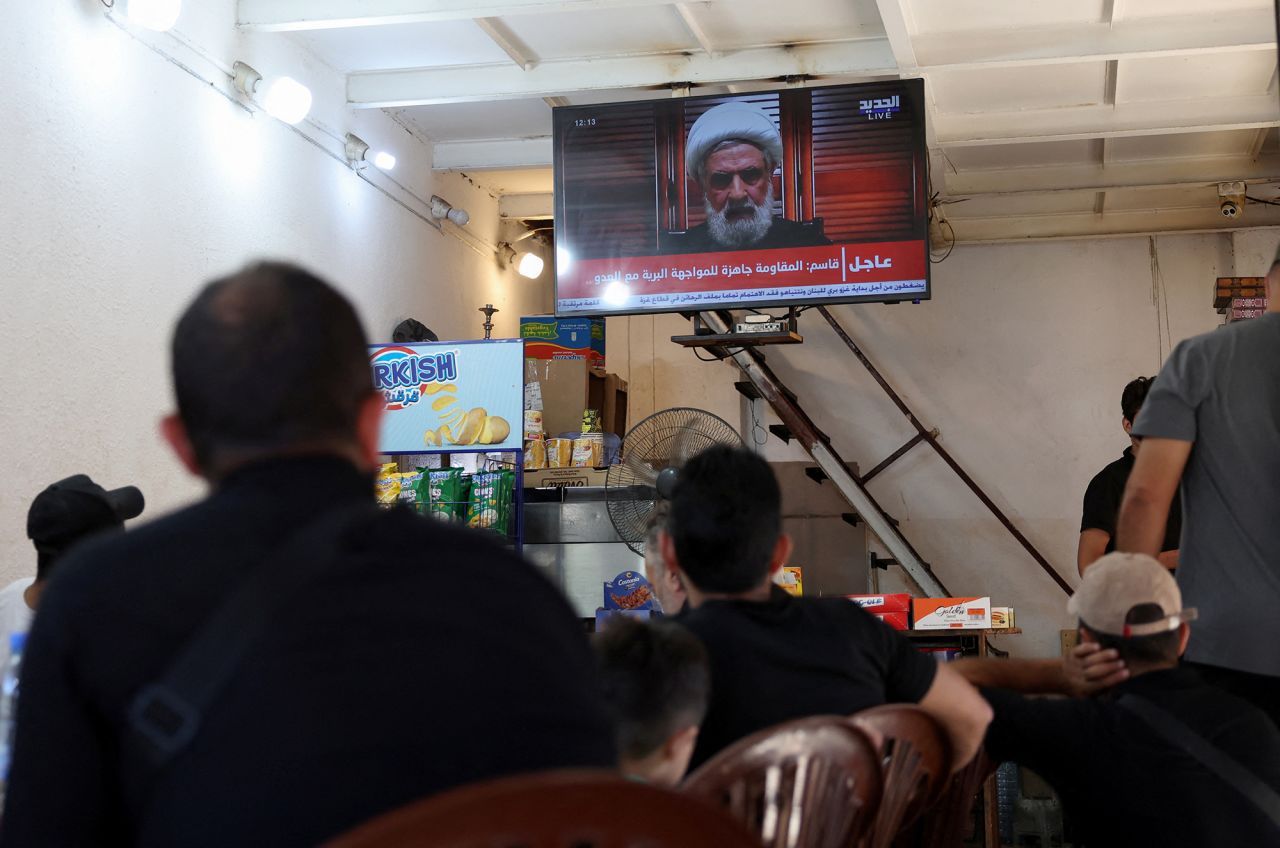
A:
[
  {"left": 673, "top": 3, "right": 717, "bottom": 56},
  {"left": 872, "top": 0, "right": 918, "bottom": 69},
  {"left": 951, "top": 204, "right": 1280, "bottom": 242},
  {"left": 914, "top": 9, "right": 1273, "bottom": 71},
  {"left": 937, "top": 94, "right": 1280, "bottom": 147},
  {"left": 499, "top": 193, "right": 555, "bottom": 218},
  {"left": 945, "top": 155, "right": 1280, "bottom": 197},
  {"left": 433, "top": 137, "right": 553, "bottom": 170},
  {"left": 237, "top": 0, "right": 680, "bottom": 31},
  {"left": 475, "top": 17, "right": 537, "bottom": 70},
  {"left": 349, "top": 39, "right": 898, "bottom": 107}
]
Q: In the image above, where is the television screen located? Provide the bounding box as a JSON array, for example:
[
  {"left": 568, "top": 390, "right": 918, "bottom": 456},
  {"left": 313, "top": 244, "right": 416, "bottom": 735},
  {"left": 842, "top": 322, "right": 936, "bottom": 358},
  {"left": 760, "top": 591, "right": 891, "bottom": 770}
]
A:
[{"left": 552, "top": 79, "right": 929, "bottom": 317}]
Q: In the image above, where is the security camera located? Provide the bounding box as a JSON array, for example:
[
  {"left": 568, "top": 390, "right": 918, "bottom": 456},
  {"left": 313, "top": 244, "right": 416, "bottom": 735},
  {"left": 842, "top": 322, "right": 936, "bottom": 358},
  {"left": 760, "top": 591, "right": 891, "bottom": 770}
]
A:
[
  {"left": 1221, "top": 200, "right": 1241, "bottom": 219},
  {"left": 1218, "top": 182, "right": 1246, "bottom": 221}
]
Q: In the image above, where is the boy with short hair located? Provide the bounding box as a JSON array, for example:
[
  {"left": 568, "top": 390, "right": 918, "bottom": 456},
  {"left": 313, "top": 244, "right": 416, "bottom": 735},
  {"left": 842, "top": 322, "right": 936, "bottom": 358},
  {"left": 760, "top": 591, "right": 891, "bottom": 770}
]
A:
[{"left": 593, "top": 618, "right": 710, "bottom": 786}]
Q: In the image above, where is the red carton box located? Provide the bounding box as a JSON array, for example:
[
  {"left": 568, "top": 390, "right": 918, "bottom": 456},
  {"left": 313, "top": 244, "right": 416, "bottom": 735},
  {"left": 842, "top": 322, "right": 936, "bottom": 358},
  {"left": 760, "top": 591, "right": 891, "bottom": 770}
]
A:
[{"left": 874, "top": 611, "right": 910, "bottom": 631}]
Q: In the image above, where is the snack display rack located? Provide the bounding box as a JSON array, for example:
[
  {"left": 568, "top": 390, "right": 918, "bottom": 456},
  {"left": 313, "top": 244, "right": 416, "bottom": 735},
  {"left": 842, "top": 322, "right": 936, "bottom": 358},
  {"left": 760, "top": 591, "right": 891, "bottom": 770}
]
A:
[{"left": 378, "top": 449, "right": 525, "bottom": 552}]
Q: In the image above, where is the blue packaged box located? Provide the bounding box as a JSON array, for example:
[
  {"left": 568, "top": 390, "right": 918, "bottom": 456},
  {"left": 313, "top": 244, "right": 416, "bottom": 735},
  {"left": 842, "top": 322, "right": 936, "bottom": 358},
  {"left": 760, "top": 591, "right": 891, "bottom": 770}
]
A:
[{"left": 603, "top": 570, "right": 655, "bottom": 611}]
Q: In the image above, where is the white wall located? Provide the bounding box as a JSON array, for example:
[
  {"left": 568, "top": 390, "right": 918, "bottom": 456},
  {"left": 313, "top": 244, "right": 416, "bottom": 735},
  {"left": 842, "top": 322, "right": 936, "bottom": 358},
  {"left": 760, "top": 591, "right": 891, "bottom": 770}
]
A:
[
  {"left": 607, "top": 228, "right": 1279, "bottom": 657},
  {"left": 0, "top": 0, "right": 551, "bottom": 580}
]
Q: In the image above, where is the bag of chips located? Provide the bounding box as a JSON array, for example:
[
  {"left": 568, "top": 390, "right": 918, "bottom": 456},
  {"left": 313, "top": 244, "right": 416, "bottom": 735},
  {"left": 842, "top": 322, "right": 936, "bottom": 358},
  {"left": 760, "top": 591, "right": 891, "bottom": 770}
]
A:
[
  {"left": 467, "top": 470, "right": 514, "bottom": 533},
  {"left": 375, "top": 463, "right": 401, "bottom": 505},
  {"left": 421, "top": 468, "right": 465, "bottom": 522}
]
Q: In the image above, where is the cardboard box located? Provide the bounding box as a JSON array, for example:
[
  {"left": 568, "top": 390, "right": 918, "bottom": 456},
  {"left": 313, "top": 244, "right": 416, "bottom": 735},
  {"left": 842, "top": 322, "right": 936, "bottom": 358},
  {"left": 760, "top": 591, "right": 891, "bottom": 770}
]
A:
[
  {"left": 521, "top": 316, "right": 605, "bottom": 367},
  {"left": 773, "top": 566, "right": 803, "bottom": 596},
  {"left": 991, "top": 607, "right": 1015, "bottom": 629},
  {"left": 874, "top": 611, "right": 910, "bottom": 631},
  {"left": 524, "top": 467, "right": 609, "bottom": 489},
  {"left": 912, "top": 597, "right": 991, "bottom": 630},
  {"left": 527, "top": 359, "right": 628, "bottom": 440},
  {"left": 845, "top": 593, "right": 912, "bottom": 614}
]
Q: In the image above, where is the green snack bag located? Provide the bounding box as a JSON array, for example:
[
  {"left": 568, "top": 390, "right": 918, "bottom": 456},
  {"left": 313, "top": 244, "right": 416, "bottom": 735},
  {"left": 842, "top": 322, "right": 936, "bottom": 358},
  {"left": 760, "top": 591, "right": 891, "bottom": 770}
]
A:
[
  {"left": 467, "top": 471, "right": 503, "bottom": 531},
  {"left": 426, "top": 469, "right": 464, "bottom": 522}
]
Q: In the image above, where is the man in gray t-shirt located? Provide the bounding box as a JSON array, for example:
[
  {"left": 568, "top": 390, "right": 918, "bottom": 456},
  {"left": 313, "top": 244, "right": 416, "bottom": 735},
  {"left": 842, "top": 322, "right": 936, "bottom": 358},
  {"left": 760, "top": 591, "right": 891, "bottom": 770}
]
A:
[{"left": 1117, "top": 255, "right": 1280, "bottom": 724}]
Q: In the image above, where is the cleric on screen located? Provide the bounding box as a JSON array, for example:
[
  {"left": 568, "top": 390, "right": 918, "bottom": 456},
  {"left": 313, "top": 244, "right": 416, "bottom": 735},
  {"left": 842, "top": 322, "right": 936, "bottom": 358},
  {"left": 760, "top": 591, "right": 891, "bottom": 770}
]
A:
[{"left": 672, "top": 101, "right": 832, "bottom": 254}]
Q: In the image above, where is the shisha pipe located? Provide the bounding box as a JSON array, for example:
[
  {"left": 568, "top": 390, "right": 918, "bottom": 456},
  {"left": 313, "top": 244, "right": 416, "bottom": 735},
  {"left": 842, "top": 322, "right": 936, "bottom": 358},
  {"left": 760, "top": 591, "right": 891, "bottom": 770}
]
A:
[{"left": 478, "top": 304, "right": 499, "bottom": 340}]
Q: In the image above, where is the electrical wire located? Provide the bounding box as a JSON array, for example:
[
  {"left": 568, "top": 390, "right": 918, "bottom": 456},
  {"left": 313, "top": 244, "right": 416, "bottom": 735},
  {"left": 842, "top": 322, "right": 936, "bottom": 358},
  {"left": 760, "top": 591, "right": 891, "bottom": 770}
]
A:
[{"left": 1246, "top": 195, "right": 1280, "bottom": 207}]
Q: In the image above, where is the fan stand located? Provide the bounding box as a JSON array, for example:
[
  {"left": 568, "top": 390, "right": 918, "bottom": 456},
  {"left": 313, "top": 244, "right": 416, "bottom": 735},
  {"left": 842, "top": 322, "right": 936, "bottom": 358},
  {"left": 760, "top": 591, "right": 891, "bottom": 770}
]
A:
[{"left": 670, "top": 308, "right": 803, "bottom": 353}]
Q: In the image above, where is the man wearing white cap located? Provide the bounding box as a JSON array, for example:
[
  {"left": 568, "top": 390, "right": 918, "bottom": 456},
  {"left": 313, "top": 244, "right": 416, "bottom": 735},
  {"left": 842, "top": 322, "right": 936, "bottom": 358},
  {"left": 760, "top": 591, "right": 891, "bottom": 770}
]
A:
[
  {"left": 673, "top": 101, "right": 831, "bottom": 253},
  {"left": 954, "top": 553, "right": 1280, "bottom": 844}
]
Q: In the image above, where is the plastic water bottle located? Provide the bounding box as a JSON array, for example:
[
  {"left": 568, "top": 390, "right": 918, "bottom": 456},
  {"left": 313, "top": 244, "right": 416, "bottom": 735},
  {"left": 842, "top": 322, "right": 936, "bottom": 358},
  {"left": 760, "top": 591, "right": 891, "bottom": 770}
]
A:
[{"left": 0, "top": 633, "right": 28, "bottom": 787}]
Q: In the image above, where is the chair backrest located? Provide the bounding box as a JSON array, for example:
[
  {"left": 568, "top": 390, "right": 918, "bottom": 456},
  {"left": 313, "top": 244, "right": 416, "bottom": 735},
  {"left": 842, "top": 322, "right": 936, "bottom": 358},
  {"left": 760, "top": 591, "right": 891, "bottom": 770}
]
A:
[
  {"left": 683, "top": 716, "right": 883, "bottom": 848},
  {"left": 321, "top": 769, "right": 762, "bottom": 848},
  {"left": 850, "top": 704, "right": 952, "bottom": 847},
  {"left": 892, "top": 749, "right": 996, "bottom": 848}
]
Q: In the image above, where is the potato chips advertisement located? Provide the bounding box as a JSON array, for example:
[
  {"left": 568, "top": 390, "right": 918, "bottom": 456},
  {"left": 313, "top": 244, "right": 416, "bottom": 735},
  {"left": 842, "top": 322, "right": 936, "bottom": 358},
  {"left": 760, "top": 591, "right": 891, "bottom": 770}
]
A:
[{"left": 370, "top": 339, "right": 523, "bottom": 454}]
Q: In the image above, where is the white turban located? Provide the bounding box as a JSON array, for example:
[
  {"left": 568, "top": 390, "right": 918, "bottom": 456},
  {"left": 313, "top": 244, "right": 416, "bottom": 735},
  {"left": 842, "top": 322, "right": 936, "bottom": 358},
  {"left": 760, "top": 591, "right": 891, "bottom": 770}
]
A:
[{"left": 685, "top": 101, "right": 783, "bottom": 183}]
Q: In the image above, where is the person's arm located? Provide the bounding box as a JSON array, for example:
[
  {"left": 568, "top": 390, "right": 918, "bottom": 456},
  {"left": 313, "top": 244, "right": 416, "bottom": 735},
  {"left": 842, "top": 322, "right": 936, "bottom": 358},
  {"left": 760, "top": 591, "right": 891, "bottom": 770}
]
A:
[
  {"left": 1156, "top": 549, "right": 1179, "bottom": 571},
  {"left": 917, "top": 662, "right": 993, "bottom": 772},
  {"left": 952, "top": 643, "right": 1127, "bottom": 698},
  {"left": 1116, "top": 438, "right": 1191, "bottom": 555},
  {"left": 1076, "top": 529, "right": 1110, "bottom": 576}
]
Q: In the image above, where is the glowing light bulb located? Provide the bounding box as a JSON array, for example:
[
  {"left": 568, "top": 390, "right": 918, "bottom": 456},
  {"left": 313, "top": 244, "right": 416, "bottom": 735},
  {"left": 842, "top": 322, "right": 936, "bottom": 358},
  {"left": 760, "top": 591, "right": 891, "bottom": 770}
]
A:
[
  {"left": 372, "top": 151, "right": 396, "bottom": 171},
  {"left": 128, "top": 0, "right": 181, "bottom": 31},
  {"left": 517, "top": 252, "right": 545, "bottom": 279},
  {"left": 261, "top": 77, "right": 312, "bottom": 124},
  {"left": 603, "top": 280, "right": 631, "bottom": 306}
]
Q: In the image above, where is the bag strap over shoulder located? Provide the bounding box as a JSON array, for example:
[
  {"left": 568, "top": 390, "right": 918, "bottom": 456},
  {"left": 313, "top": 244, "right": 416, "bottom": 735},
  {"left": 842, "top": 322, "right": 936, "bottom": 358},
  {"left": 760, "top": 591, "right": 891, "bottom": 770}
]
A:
[
  {"left": 1119, "top": 693, "right": 1280, "bottom": 832},
  {"left": 127, "top": 502, "right": 381, "bottom": 771}
]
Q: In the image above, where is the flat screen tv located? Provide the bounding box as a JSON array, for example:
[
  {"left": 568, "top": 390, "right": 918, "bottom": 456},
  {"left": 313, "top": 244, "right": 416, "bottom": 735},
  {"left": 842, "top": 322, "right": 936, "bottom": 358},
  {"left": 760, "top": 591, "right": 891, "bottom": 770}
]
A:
[{"left": 552, "top": 79, "right": 929, "bottom": 317}]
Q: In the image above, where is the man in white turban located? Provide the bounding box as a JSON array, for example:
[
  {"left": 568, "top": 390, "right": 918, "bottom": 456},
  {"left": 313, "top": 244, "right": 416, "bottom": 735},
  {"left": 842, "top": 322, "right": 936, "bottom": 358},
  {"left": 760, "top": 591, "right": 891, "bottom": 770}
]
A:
[{"left": 676, "top": 100, "right": 830, "bottom": 253}]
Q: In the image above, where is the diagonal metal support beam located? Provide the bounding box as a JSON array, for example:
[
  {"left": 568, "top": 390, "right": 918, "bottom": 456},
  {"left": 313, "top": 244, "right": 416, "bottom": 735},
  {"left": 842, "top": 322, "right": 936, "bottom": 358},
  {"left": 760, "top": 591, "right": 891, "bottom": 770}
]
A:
[
  {"left": 816, "top": 306, "right": 1073, "bottom": 595},
  {"left": 697, "top": 311, "right": 949, "bottom": 597}
]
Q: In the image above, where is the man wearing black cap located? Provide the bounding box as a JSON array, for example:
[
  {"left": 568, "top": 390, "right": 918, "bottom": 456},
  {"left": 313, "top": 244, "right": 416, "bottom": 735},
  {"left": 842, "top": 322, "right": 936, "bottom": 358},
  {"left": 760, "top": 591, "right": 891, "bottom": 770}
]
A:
[
  {"left": 0, "top": 476, "right": 145, "bottom": 669},
  {"left": 0, "top": 262, "right": 614, "bottom": 847},
  {"left": 955, "top": 553, "right": 1280, "bottom": 845}
]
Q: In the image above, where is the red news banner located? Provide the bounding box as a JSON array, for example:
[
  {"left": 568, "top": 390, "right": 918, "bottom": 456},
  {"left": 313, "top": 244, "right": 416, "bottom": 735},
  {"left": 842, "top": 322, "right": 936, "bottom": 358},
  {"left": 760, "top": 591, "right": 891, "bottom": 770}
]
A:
[{"left": 558, "top": 241, "right": 927, "bottom": 312}]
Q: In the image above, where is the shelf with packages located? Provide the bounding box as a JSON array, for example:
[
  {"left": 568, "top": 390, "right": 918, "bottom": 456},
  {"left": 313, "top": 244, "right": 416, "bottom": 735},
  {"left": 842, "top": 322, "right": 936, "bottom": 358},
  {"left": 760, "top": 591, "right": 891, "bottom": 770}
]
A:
[{"left": 376, "top": 450, "right": 525, "bottom": 552}]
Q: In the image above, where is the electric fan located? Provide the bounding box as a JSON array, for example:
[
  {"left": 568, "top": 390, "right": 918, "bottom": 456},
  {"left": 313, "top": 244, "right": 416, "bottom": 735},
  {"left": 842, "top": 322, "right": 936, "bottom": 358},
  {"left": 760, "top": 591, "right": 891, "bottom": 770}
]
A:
[{"left": 606, "top": 407, "right": 743, "bottom": 556}]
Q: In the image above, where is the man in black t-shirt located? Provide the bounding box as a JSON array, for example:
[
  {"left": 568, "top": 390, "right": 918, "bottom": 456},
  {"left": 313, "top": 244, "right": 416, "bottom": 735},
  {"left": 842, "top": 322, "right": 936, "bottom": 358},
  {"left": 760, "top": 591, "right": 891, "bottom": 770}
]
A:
[
  {"left": 662, "top": 446, "right": 991, "bottom": 773},
  {"left": 954, "top": 553, "right": 1280, "bottom": 846},
  {"left": 1078, "top": 376, "right": 1181, "bottom": 575}
]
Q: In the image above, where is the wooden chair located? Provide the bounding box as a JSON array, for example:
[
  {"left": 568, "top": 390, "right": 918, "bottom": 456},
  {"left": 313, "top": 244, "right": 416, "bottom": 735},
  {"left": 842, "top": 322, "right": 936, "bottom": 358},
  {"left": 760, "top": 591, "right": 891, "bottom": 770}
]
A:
[
  {"left": 892, "top": 749, "right": 997, "bottom": 848},
  {"left": 682, "top": 716, "right": 883, "bottom": 848},
  {"left": 321, "top": 768, "right": 762, "bottom": 848},
  {"left": 850, "top": 705, "right": 952, "bottom": 848}
]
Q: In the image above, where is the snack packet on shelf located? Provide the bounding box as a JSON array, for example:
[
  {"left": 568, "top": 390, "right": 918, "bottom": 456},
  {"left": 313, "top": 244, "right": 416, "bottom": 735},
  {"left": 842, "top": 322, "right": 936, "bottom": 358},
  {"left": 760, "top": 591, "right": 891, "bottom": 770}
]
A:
[
  {"left": 524, "top": 437, "right": 547, "bottom": 470},
  {"left": 571, "top": 434, "right": 603, "bottom": 468},
  {"left": 397, "top": 471, "right": 423, "bottom": 506},
  {"left": 467, "top": 470, "right": 514, "bottom": 533},
  {"left": 581, "top": 408, "right": 602, "bottom": 434},
  {"left": 546, "top": 438, "right": 573, "bottom": 468},
  {"left": 424, "top": 468, "right": 465, "bottom": 522},
  {"left": 375, "top": 463, "right": 401, "bottom": 505},
  {"left": 523, "top": 409, "right": 544, "bottom": 441}
]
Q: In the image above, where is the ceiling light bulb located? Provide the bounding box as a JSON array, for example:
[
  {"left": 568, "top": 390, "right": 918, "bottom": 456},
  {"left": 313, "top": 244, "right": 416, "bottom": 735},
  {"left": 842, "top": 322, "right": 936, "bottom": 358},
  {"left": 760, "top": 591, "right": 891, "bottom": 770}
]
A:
[
  {"left": 517, "top": 252, "right": 545, "bottom": 279},
  {"left": 602, "top": 280, "right": 631, "bottom": 306},
  {"left": 128, "top": 0, "right": 181, "bottom": 31},
  {"left": 372, "top": 151, "right": 396, "bottom": 171},
  {"left": 261, "top": 77, "right": 312, "bottom": 125}
]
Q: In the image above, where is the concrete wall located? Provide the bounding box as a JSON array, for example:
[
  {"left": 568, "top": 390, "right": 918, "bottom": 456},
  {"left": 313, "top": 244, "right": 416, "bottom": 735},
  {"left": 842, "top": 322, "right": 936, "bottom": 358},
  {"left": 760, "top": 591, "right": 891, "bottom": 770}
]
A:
[
  {"left": 0, "top": 0, "right": 551, "bottom": 581},
  {"left": 607, "top": 229, "right": 1279, "bottom": 657}
]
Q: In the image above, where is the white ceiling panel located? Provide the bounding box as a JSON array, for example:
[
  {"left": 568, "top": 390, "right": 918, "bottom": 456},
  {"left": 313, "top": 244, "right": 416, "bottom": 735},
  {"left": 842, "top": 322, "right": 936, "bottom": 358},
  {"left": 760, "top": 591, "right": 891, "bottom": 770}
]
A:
[
  {"left": 468, "top": 169, "right": 554, "bottom": 194},
  {"left": 1106, "top": 129, "right": 1257, "bottom": 161},
  {"left": 943, "top": 140, "right": 1098, "bottom": 170},
  {"left": 944, "top": 192, "right": 1098, "bottom": 217},
  {"left": 1120, "top": 0, "right": 1268, "bottom": 17},
  {"left": 395, "top": 99, "right": 553, "bottom": 142},
  {"left": 930, "top": 63, "right": 1107, "bottom": 113},
  {"left": 695, "top": 0, "right": 883, "bottom": 48},
  {"left": 288, "top": 21, "right": 509, "bottom": 72},
  {"left": 1118, "top": 51, "right": 1276, "bottom": 103},
  {"left": 502, "top": 6, "right": 696, "bottom": 61},
  {"left": 907, "top": 0, "right": 1106, "bottom": 34},
  {"left": 1103, "top": 186, "right": 1213, "bottom": 211}
]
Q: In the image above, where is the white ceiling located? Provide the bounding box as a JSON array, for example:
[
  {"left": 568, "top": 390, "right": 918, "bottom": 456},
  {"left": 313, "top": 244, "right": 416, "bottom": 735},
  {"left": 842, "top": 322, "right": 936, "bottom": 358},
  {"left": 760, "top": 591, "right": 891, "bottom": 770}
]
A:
[{"left": 237, "top": 0, "right": 1280, "bottom": 240}]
